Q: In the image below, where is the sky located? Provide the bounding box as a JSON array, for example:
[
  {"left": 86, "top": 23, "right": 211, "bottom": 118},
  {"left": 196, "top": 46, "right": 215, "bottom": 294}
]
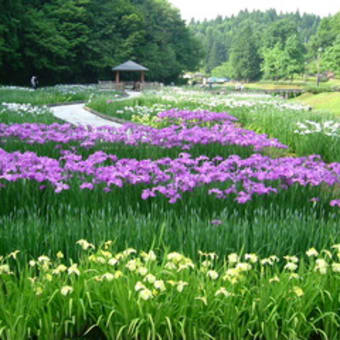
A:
[{"left": 168, "top": 0, "right": 340, "bottom": 22}]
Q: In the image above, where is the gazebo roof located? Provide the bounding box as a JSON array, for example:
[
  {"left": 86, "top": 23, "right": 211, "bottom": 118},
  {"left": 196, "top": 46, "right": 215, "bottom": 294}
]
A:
[{"left": 112, "top": 60, "right": 149, "bottom": 71}]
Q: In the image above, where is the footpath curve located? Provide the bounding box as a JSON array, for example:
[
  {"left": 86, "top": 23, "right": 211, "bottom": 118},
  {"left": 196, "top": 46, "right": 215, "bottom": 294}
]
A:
[{"left": 50, "top": 91, "right": 141, "bottom": 127}]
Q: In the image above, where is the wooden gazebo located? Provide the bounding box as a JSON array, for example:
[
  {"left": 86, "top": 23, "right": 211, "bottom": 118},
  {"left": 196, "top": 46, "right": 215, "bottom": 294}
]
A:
[{"left": 112, "top": 60, "right": 149, "bottom": 83}]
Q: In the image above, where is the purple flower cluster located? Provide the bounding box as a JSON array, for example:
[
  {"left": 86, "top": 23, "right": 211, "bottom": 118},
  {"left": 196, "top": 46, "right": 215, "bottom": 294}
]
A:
[
  {"left": 157, "top": 109, "right": 238, "bottom": 125},
  {"left": 0, "top": 121, "right": 287, "bottom": 151},
  {"left": 0, "top": 148, "right": 68, "bottom": 192},
  {"left": 1, "top": 148, "right": 340, "bottom": 205}
]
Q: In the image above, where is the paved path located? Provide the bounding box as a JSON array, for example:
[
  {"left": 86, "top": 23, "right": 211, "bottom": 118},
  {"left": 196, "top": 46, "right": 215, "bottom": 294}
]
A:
[
  {"left": 50, "top": 91, "right": 141, "bottom": 127},
  {"left": 51, "top": 103, "right": 122, "bottom": 128}
]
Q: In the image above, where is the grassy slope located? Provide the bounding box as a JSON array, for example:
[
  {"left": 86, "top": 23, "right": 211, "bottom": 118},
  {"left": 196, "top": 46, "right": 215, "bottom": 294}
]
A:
[
  {"left": 244, "top": 83, "right": 302, "bottom": 90},
  {"left": 232, "top": 78, "right": 340, "bottom": 91},
  {"left": 293, "top": 92, "right": 340, "bottom": 115}
]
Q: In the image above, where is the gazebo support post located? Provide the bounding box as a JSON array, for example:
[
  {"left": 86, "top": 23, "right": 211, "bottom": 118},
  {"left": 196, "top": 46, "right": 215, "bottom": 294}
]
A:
[
  {"left": 115, "top": 71, "right": 120, "bottom": 83},
  {"left": 141, "top": 71, "right": 145, "bottom": 83}
]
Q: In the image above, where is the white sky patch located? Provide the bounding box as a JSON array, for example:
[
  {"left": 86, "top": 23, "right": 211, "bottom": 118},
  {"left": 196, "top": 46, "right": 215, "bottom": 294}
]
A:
[{"left": 168, "top": 0, "right": 339, "bottom": 21}]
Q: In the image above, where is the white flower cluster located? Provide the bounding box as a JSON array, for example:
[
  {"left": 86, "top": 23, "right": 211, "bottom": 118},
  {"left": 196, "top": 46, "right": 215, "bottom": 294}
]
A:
[
  {"left": 50, "top": 84, "right": 97, "bottom": 95},
  {"left": 53, "top": 84, "right": 97, "bottom": 91},
  {"left": 276, "top": 102, "right": 310, "bottom": 111},
  {"left": 0, "top": 86, "right": 34, "bottom": 91},
  {"left": 294, "top": 120, "right": 340, "bottom": 137},
  {"left": 116, "top": 103, "right": 172, "bottom": 116},
  {"left": 0, "top": 103, "right": 52, "bottom": 116},
  {"left": 227, "top": 93, "right": 272, "bottom": 99},
  {"left": 156, "top": 87, "right": 310, "bottom": 112}
]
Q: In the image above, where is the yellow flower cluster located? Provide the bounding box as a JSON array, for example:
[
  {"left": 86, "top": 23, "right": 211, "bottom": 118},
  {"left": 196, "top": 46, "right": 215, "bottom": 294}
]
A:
[
  {"left": 0, "top": 264, "right": 12, "bottom": 275},
  {"left": 76, "top": 239, "right": 95, "bottom": 250},
  {"left": 165, "top": 252, "right": 195, "bottom": 272},
  {"left": 131, "top": 114, "right": 216, "bottom": 129},
  {"left": 131, "top": 114, "right": 164, "bottom": 128},
  {"left": 1, "top": 241, "right": 340, "bottom": 306}
]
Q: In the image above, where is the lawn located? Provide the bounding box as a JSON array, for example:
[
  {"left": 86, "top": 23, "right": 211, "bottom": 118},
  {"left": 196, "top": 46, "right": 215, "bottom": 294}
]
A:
[
  {"left": 0, "top": 84, "right": 122, "bottom": 106},
  {"left": 1, "top": 85, "right": 340, "bottom": 339},
  {"left": 243, "top": 82, "right": 302, "bottom": 90},
  {"left": 227, "top": 77, "right": 340, "bottom": 91},
  {"left": 293, "top": 91, "right": 340, "bottom": 115}
]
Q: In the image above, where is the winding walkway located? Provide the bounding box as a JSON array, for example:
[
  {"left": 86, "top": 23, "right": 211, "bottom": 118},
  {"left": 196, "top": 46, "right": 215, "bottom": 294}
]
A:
[{"left": 50, "top": 91, "right": 141, "bottom": 127}]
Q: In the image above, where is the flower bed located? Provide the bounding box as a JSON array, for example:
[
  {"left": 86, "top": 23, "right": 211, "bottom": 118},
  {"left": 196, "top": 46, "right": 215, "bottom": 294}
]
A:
[
  {"left": 2, "top": 149, "right": 340, "bottom": 205},
  {"left": 0, "top": 113, "right": 287, "bottom": 151},
  {"left": 0, "top": 242, "right": 339, "bottom": 339},
  {"left": 2, "top": 86, "right": 340, "bottom": 339}
]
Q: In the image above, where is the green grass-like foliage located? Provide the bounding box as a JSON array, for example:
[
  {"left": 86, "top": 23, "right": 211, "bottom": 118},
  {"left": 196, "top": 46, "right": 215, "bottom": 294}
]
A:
[
  {"left": 88, "top": 88, "right": 340, "bottom": 162},
  {"left": 2, "top": 86, "right": 340, "bottom": 339},
  {"left": 1, "top": 205, "right": 339, "bottom": 263},
  {"left": 0, "top": 102, "right": 62, "bottom": 124},
  {"left": 0, "top": 242, "right": 339, "bottom": 339},
  {"left": 0, "top": 85, "right": 122, "bottom": 105}
]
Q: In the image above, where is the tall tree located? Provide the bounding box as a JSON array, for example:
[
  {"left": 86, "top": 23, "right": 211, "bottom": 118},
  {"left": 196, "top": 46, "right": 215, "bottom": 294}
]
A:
[
  {"left": 20, "top": 0, "right": 90, "bottom": 83},
  {"left": 0, "top": 0, "right": 25, "bottom": 79},
  {"left": 283, "top": 34, "right": 305, "bottom": 78},
  {"left": 0, "top": 0, "right": 202, "bottom": 84},
  {"left": 322, "top": 35, "right": 340, "bottom": 76},
  {"left": 82, "top": 0, "right": 145, "bottom": 81},
  {"left": 262, "top": 18, "right": 298, "bottom": 49},
  {"left": 134, "top": 0, "right": 202, "bottom": 82},
  {"left": 261, "top": 43, "right": 286, "bottom": 80},
  {"left": 307, "top": 11, "right": 340, "bottom": 74},
  {"left": 189, "top": 9, "right": 320, "bottom": 76},
  {"left": 229, "top": 24, "right": 261, "bottom": 81},
  {"left": 206, "top": 31, "right": 227, "bottom": 72},
  {"left": 211, "top": 60, "right": 234, "bottom": 78},
  {"left": 308, "top": 18, "right": 336, "bottom": 57}
]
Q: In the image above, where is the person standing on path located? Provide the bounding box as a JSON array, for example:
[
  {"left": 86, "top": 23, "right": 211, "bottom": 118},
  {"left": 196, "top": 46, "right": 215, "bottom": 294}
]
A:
[{"left": 31, "top": 76, "right": 38, "bottom": 90}]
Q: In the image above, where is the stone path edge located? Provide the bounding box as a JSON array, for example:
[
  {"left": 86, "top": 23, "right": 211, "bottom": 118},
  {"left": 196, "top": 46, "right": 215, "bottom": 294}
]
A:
[
  {"left": 47, "top": 101, "right": 86, "bottom": 107},
  {"left": 83, "top": 106, "right": 143, "bottom": 126}
]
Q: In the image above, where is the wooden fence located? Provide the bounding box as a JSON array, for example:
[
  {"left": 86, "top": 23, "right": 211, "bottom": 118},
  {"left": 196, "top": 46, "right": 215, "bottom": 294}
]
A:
[
  {"left": 210, "top": 88, "right": 305, "bottom": 99},
  {"left": 98, "top": 81, "right": 163, "bottom": 91}
]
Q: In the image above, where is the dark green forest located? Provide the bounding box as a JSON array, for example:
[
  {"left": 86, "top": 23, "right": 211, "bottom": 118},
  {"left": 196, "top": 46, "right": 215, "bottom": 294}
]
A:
[
  {"left": 189, "top": 9, "right": 340, "bottom": 81},
  {"left": 1, "top": 2, "right": 339, "bottom": 85},
  {"left": 0, "top": 0, "right": 202, "bottom": 85}
]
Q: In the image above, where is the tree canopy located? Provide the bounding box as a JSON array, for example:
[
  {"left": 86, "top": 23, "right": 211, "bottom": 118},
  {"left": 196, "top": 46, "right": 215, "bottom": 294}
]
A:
[
  {"left": 229, "top": 23, "right": 261, "bottom": 81},
  {"left": 0, "top": 0, "right": 202, "bottom": 85},
  {"left": 1, "top": 3, "right": 339, "bottom": 84},
  {"left": 189, "top": 9, "right": 331, "bottom": 81}
]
